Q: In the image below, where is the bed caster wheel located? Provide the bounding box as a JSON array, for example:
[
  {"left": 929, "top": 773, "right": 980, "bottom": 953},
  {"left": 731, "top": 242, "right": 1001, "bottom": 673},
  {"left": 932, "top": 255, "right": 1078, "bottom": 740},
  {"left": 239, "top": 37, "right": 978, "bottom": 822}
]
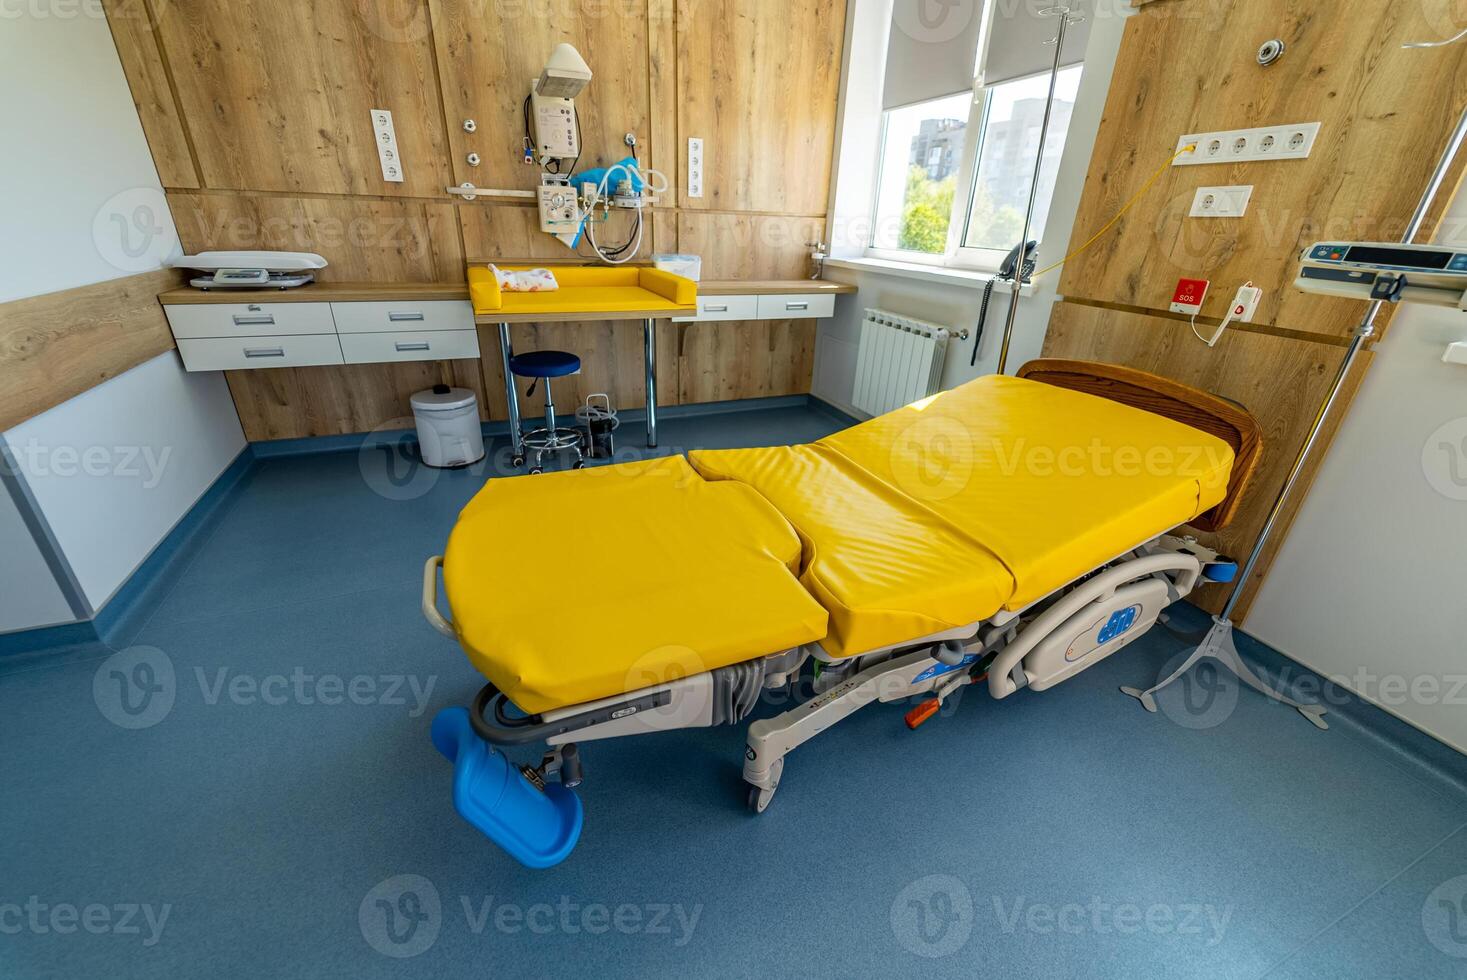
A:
[
  {"left": 529, "top": 466, "right": 544, "bottom": 475},
  {"left": 746, "top": 785, "right": 776, "bottom": 814},
  {"left": 511, "top": 454, "right": 525, "bottom": 468},
  {"left": 572, "top": 460, "right": 585, "bottom": 470}
]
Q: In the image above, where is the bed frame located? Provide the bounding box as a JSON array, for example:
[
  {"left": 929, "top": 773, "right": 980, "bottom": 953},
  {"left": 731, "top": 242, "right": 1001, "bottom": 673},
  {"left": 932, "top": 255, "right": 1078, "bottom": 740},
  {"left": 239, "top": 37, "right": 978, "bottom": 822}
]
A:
[{"left": 1016, "top": 358, "right": 1263, "bottom": 532}]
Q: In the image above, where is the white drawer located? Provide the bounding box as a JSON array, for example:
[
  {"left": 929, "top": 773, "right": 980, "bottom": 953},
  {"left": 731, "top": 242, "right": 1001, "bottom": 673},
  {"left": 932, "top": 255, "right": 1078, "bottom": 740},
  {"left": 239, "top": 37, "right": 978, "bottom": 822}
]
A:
[
  {"left": 671, "top": 294, "right": 759, "bottom": 322},
  {"left": 177, "top": 333, "right": 344, "bottom": 372},
  {"left": 338, "top": 329, "right": 481, "bottom": 365},
  {"left": 331, "top": 300, "right": 475, "bottom": 334},
  {"left": 164, "top": 302, "right": 336, "bottom": 339},
  {"left": 756, "top": 293, "right": 835, "bottom": 320}
]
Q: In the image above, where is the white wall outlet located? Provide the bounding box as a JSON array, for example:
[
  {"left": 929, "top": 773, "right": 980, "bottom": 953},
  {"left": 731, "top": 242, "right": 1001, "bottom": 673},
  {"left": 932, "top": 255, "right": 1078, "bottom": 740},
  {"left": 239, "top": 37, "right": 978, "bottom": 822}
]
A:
[
  {"left": 1190, "top": 185, "right": 1254, "bottom": 217},
  {"left": 688, "top": 137, "right": 704, "bottom": 199},
  {"left": 1173, "top": 122, "right": 1320, "bottom": 166},
  {"left": 370, "top": 109, "right": 404, "bottom": 183}
]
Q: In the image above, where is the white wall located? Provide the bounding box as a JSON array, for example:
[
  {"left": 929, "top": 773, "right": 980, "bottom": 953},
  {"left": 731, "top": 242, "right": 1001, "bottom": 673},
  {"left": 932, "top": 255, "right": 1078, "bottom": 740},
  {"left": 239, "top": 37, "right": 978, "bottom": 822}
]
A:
[
  {"left": 1246, "top": 190, "right": 1467, "bottom": 754},
  {"left": 0, "top": 8, "right": 246, "bottom": 631},
  {"left": 814, "top": 1, "right": 1129, "bottom": 412},
  {"left": 0, "top": 488, "right": 76, "bottom": 633}
]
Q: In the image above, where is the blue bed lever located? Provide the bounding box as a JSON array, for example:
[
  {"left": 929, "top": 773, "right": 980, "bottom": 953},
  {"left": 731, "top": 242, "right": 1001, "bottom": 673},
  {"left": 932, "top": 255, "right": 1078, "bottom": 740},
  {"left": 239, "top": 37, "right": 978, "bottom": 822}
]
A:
[{"left": 430, "top": 707, "right": 583, "bottom": 869}]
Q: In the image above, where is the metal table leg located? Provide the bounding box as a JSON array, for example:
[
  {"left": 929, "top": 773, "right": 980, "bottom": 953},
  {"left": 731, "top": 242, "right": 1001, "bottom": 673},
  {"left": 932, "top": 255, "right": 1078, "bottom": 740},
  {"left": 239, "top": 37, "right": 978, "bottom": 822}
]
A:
[
  {"left": 498, "top": 322, "right": 524, "bottom": 462},
  {"left": 643, "top": 317, "right": 657, "bottom": 448}
]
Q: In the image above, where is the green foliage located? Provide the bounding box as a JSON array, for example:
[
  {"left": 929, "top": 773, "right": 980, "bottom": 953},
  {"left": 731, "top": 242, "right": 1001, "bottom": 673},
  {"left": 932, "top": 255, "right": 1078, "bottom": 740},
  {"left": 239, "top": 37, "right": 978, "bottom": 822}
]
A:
[{"left": 898, "top": 166, "right": 955, "bottom": 254}]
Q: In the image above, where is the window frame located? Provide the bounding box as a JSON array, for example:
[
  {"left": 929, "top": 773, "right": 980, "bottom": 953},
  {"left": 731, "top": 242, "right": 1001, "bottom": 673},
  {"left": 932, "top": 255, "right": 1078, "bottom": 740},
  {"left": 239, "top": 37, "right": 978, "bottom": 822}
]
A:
[{"left": 865, "top": 65, "right": 1081, "bottom": 275}]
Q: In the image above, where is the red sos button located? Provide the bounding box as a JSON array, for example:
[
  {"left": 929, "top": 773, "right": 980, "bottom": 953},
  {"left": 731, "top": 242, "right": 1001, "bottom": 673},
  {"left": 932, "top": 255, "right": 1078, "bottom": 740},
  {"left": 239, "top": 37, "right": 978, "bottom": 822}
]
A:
[{"left": 1169, "top": 278, "right": 1210, "bottom": 316}]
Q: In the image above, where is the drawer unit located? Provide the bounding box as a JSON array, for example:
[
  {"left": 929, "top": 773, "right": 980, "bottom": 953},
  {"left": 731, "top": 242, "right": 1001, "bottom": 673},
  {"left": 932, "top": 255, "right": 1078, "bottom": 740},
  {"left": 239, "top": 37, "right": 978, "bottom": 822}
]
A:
[
  {"left": 330, "top": 300, "right": 475, "bottom": 334},
  {"left": 176, "top": 333, "right": 345, "bottom": 372},
  {"left": 671, "top": 294, "right": 760, "bottom": 322},
  {"left": 756, "top": 293, "right": 836, "bottom": 320},
  {"left": 337, "top": 329, "right": 481, "bottom": 365},
  {"left": 164, "top": 302, "right": 336, "bottom": 340}
]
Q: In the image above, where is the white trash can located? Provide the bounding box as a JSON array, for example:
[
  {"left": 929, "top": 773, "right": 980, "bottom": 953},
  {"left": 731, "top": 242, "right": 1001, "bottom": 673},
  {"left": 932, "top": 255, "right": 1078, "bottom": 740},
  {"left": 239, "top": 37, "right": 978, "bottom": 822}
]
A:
[{"left": 410, "top": 385, "right": 485, "bottom": 468}]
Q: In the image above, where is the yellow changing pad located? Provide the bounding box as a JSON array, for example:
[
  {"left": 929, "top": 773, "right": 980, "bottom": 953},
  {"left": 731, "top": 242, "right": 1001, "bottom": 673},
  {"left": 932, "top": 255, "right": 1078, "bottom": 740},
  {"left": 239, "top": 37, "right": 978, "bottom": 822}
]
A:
[
  {"left": 689, "top": 446, "right": 1014, "bottom": 658},
  {"left": 817, "top": 375, "right": 1235, "bottom": 610},
  {"left": 467, "top": 265, "right": 696, "bottom": 318},
  {"left": 443, "top": 456, "right": 827, "bottom": 713}
]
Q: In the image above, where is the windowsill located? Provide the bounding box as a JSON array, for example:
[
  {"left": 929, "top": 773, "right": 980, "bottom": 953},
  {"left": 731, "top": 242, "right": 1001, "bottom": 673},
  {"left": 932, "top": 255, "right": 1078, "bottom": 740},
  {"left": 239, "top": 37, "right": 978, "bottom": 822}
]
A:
[{"left": 821, "top": 256, "right": 1038, "bottom": 294}]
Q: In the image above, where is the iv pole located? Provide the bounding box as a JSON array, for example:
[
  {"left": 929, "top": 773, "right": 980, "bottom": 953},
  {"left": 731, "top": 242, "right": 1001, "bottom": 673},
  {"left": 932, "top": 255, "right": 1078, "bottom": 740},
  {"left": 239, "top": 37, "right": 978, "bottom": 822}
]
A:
[
  {"left": 994, "top": 4, "right": 1077, "bottom": 376},
  {"left": 1121, "top": 102, "right": 1467, "bottom": 729}
]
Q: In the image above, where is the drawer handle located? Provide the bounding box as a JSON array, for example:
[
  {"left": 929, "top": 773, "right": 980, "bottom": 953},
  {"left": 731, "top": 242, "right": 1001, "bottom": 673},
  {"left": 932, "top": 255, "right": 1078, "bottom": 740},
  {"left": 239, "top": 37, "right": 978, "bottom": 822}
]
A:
[
  {"left": 233, "top": 314, "right": 276, "bottom": 326},
  {"left": 704, "top": 304, "right": 730, "bottom": 312},
  {"left": 785, "top": 302, "right": 810, "bottom": 311},
  {"left": 388, "top": 311, "right": 426, "bottom": 322},
  {"left": 395, "top": 341, "right": 431, "bottom": 352},
  {"left": 243, "top": 347, "right": 285, "bottom": 358}
]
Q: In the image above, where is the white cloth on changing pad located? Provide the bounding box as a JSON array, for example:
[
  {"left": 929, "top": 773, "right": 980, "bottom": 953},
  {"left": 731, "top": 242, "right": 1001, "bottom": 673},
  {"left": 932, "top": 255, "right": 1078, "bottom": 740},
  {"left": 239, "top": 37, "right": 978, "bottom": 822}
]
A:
[{"left": 490, "top": 265, "right": 559, "bottom": 292}]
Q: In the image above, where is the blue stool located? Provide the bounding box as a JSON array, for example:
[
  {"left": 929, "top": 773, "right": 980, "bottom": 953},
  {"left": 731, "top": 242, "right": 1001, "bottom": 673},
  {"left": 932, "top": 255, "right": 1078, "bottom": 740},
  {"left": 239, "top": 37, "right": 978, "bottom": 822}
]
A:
[{"left": 508, "top": 350, "right": 584, "bottom": 473}]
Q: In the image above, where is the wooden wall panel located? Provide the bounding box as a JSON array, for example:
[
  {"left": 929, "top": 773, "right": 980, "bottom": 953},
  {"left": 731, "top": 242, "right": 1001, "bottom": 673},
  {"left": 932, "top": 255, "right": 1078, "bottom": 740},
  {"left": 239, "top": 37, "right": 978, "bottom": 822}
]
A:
[
  {"left": 0, "top": 269, "right": 183, "bottom": 431},
  {"left": 677, "top": 212, "right": 823, "bottom": 279},
  {"left": 678, "top": 320, "right": 816, "bottom": 403},
  {"left": 102, "top": 0, "right": 199, "bottom": 188},
  {"left": 1059, "top": 0, "right": 1467, "bottom": 340},
  {"left": 224, "top": 359, "right": 487, "bottom": 441},
  {"left": 676, "top": 0, "right": 845, "bottom": 214},
  {"left": 168, "top": 194, "right": 466, "bottom": 282},
  {"left": 1042, "top": 299, "right": 1369, "bottom": 620},
  {"left": 429, "top": 0, "right": 650, "bottom": 191},
  {"left": 151, "top": 0, "right": 450, "bottom": 197},
  {"left": 459, "top": 204, "right": 653, "bottom": 264}
]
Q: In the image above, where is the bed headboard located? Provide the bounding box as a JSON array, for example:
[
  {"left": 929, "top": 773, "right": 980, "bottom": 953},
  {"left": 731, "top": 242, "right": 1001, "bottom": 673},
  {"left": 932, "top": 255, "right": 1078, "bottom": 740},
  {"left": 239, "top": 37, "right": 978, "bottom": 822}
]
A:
[{"left": 1016, "top": 358, "right": 1262, "bottom": 533}]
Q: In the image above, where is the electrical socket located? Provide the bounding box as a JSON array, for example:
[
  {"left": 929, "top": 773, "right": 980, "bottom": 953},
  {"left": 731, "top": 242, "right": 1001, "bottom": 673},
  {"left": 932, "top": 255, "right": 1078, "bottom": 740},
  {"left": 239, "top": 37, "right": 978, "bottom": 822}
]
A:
[
  {"left": 1189, "top": 185, "right": 1253, "bottom": 218},
  {"left": 1173, "top": 122, "right": 1320, "bottom": 165},
  {"left": 688, "top": 137, "right": 704, "bottom": 199},
  {"left": 370, "top": 108, "right": 404, "bottom": 183}
]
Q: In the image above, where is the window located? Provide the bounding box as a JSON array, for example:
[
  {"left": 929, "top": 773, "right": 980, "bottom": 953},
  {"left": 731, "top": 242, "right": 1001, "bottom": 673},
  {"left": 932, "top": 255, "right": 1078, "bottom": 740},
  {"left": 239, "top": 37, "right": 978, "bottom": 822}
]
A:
[
  {"left": 867, "top": 64, "right": 1084, "bottom": 271},
  {"left": 870, "top": 92, "right": 974, "bottom": 256}
]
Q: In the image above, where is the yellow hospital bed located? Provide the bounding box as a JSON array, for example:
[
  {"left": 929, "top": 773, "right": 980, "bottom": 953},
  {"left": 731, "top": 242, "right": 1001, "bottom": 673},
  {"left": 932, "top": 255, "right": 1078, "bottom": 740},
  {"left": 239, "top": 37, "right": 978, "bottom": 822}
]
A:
[{"left": 423, "top": 359, "right": 1261, "bottom": 867}]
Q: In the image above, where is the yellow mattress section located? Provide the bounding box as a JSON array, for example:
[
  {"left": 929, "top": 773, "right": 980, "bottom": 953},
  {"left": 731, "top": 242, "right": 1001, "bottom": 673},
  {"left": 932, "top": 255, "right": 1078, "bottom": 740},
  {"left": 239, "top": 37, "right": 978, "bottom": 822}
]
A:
[
  {"left": 817, "top": 375, "right": 1234, "bottom": 610},
  {"left": 443, "top": 455, "right": 827, "bottom": 713},
  {"left": 467, "top": 265, "right": 696, "bottom": 317},
  {"left": 688, "top": 446, "right": 1014, "bottom": 658}
]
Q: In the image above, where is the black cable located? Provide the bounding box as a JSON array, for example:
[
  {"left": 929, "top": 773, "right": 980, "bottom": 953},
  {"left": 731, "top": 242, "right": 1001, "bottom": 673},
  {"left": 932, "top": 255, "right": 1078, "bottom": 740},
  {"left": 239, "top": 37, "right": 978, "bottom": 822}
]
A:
[{"left": 969, "top": 279, "right": 995, "bottom": 366}]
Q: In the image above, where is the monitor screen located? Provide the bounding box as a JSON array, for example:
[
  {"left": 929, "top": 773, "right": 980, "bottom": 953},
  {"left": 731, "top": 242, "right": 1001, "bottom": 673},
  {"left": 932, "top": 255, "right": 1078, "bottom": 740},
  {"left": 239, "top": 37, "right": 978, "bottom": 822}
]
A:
[{"left": 1344, "top": 245, "right": 1453, "bottom": 270}]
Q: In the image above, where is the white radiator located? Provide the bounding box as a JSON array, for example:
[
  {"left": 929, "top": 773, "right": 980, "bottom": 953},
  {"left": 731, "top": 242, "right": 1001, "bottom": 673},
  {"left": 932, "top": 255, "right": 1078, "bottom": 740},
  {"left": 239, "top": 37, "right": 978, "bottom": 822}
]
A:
[{"left": 851, "top": 309, "right": 952, "bottom": 416}]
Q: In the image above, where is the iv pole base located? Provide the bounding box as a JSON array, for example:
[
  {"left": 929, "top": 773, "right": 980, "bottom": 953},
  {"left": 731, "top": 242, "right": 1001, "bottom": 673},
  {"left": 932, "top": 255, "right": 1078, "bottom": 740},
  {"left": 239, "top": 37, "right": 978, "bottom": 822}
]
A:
[{"left": 1121, "top": 616, "right": 1329, "bottom": 730}]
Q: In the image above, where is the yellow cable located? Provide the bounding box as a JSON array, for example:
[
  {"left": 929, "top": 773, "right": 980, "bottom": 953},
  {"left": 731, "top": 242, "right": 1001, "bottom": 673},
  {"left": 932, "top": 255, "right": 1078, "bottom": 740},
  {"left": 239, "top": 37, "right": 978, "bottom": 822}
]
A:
[{"left": 1031, "top": 144, "right": 1197, "bottom": 281}]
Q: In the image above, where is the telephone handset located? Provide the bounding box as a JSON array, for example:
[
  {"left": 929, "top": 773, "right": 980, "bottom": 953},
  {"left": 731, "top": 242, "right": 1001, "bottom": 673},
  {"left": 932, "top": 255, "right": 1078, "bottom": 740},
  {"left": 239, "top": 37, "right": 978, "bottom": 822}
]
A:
[{"left": 971, "top": 240, "right": 1038, "bottom": 366}]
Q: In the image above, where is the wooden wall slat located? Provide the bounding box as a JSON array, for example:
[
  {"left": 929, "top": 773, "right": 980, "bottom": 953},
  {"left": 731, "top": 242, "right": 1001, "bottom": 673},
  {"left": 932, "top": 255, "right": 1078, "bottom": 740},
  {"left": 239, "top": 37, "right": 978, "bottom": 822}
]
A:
[
  {"left": 101, "top": 0, "right": 200, "bottom": 188},
  {"left": 459, "top": 204, "right": 653, "bottom": 264},
  {"left": 677, "top": 212, "right": 823, "bottom": 279},
  {"left": 676, "top": 0, "right": 845, "bottom": 214},
  {"left": 1058, "top": 0, "right": 1467, "bottom": 340},
  {"left": 0, "top": 269, "right": 184, "bottom": 432},
  {"left": 151, "top": 0, "right": 450, "bottom": 197},
  {"left": 224, "top": 359, "right": 487, "bottom": 441},
  {"left": 678, "top": 319, "right": 816, "bottom": 404},
  {"left": 168, "top": 193, "right": 466, "bottom": 283},
  {"left": 428, "top": 0, "right": 651, "bottom": 192}
]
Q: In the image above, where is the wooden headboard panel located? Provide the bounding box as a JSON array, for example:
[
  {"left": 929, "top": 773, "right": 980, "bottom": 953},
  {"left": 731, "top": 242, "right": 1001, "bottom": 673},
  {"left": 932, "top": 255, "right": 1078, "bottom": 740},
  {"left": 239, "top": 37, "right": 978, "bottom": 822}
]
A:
[{"left": 1016, "top": 358, "right": 1263, "bottom": 532}]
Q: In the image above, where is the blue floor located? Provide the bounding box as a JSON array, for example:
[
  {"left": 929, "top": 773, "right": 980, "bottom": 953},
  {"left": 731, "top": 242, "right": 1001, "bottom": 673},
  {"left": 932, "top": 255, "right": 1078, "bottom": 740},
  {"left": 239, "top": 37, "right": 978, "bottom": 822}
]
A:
[{"left": 3, "top": 403, "right": 1466, "bottom": 979}]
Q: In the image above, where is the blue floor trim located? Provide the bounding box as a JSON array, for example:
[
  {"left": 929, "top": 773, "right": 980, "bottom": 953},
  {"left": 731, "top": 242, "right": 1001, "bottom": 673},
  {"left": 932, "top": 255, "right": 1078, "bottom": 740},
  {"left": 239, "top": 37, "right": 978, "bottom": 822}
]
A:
[
  {"left": 0, "top": 449, "right": 254, "bottom": 659},
  {"left": 1165, "top": 601, "right": 1467, "bottom": 798}
]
